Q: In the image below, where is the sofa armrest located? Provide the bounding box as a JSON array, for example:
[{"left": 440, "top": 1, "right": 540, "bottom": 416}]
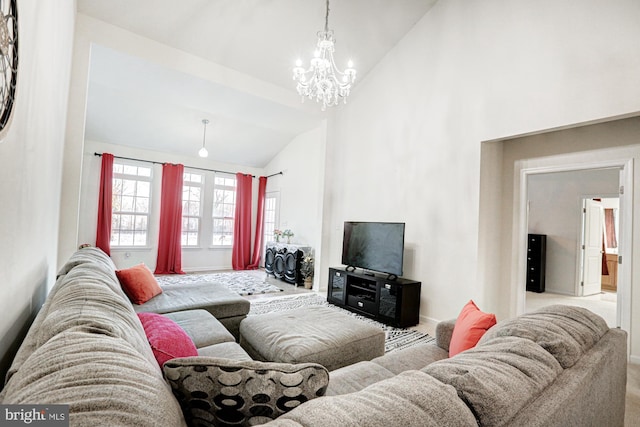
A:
[{"left": 435, "top": 319, "right": 456, "bottom": 352}]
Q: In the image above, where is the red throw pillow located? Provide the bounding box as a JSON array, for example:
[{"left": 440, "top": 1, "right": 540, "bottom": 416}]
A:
[
  {"left": 137, "top": 313, "right": 198, "bottom": 367},
  {"left": 449, "top": 300, "right": 497, "bottom": 357},
  {"left": 115, "top": 264, "right": 163, "bottom": 304}
]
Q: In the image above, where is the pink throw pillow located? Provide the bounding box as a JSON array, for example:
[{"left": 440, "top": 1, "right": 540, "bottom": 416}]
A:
[
  {"left": 115, "top": 264, "right": 162, "bottom": 304},
  {"left": 449, "top": 300, "right": 497, "bottom": 357},
  {"left": 137, "top": 312, "right": 198, "bottom": 367}
]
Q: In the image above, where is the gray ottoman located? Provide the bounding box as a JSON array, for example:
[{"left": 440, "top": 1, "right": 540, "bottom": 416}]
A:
[{"left": 239, "top": 306, "right": 385, "bottom": 371}]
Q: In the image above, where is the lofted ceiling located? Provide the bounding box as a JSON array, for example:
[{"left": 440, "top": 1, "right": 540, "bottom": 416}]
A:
[{"left": 78, "top": 0, "right": 438, "bottom": 167}]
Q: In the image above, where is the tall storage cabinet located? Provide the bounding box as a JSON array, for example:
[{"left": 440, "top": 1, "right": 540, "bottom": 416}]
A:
[{"left": 526, "top": 234, "right": 546, "bottom": 293}]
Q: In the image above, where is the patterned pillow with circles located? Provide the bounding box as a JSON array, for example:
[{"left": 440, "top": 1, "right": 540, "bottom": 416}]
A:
[{"left": 163, "top": 357, "right": 329, "bottom": 426}]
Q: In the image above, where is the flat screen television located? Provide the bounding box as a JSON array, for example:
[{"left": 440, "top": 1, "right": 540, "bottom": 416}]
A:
[{"left": 341, "top": 221, "right": 405, "bottom": 278}]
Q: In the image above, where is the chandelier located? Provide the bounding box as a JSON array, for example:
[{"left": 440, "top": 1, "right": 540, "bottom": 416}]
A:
[{"left": 293, "top": 0, "right": 356, "bottom": 111}]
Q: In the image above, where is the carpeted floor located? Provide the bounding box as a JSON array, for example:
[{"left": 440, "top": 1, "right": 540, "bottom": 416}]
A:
[
  {"left": 155, "top": 272, "right": 284, "bottom": 296},
  {"left": 248, "top": 293, "right": 435, "bottom": 354}
]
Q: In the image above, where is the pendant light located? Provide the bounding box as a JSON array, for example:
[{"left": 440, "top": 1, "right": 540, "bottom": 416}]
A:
[{"left": 198, "top": 119, "right": 209, "bottom": 158}]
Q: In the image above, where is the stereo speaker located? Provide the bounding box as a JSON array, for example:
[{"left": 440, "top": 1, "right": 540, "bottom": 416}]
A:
[
  {"left": 264, "top": 247, "right": 276, "bottom": 274},
  {"left": 284, "top": 250, "right": 303, "bottom": 284},
  {"left": 273, "top": 252, "right": 286, "bottom": 279}
]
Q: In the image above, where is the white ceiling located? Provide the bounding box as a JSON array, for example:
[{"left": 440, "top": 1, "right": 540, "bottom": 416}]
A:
[{"left": 78, "top": 0, "right": 438, "bottom": 167}]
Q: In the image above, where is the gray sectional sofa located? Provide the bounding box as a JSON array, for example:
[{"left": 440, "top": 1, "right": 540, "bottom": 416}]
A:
[{"left": 0, "top": 248, "right": 629, "bottom": 426}]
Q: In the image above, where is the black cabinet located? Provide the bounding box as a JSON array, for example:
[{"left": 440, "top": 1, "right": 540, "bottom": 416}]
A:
[
  {"left": 328, "top": 268, "right": 421, "bottom": 327},
  {"left": 526, "top": 234, "right": 546, "bottom": 293}
]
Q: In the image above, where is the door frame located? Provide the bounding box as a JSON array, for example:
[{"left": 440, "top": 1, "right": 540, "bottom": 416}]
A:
[{"left": 513, "top": 157, "right": 632, "bottom": 331}]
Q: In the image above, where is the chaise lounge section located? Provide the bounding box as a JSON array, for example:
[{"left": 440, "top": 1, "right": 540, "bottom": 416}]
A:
[{"left": 134, "top": 280, "right": 250, "bottom": 340}]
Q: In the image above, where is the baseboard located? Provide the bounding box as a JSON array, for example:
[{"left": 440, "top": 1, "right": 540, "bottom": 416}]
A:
[
  {"left": 181, "top": 267, "right": 232, "bottom": 273},
  {"left": 629, "top": 355, "right": 640, "bottom": 365},
  {"left": 416, "top": 314, "right": 439, "bottom": 336}
]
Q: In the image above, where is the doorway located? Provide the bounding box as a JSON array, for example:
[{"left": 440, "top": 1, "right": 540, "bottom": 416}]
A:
[{"left": 520, "top": 164, "right": 631, "bottom": 329}]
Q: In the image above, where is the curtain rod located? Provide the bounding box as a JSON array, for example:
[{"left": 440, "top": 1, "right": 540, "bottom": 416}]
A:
[{"left": 94, "top": 152, "right": 283, "bottom": 179}]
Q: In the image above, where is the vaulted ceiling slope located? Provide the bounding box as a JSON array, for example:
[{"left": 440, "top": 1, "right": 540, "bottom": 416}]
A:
[{"left": 78, "top": 0, "right": 438, "bottom": 167}]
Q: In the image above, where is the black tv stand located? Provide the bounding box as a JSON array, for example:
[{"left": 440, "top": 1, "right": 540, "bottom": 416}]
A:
[{"left": 327, "top": 267, "right": 421, "bottom": 327}]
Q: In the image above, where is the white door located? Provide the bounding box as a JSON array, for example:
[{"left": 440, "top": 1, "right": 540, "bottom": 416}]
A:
[{"left": 580, "top": 199, "right": 604, "bottom": 296}]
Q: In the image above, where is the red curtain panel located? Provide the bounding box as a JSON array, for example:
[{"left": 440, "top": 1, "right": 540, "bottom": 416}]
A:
[
  {"left": 232, "top": 173, "right": 253, "bottom": 270},
  {"left": 95, "top": 153, "right": 114, "bottom": 256},
  {"left": 155, "top": 163, "right": 185, "bottom": 274},
  {"left": 248, "top": 176, "right": 267, "bottom": 269}
]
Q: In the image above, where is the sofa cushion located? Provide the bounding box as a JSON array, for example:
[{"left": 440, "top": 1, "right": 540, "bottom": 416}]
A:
[
  {"left": 449, "top": 300, "right": 496, "bottom": 357},
  {"left": 163, "top": 309, "right": 235, "bottom": 348},
  {"left": 163, "top": 357, "right": 329, "bottom": 427},
  {"left": 116, "top": 263, "right": 163, "bottom": 304},
  {"left": 423, "top": 336, "right": 562, "bottom": 427},
  {"left": 197, "top": 342, "right": 253, "bottom": 360},
  {"left": 0, "top": 330, "right": 186, "bottom": 426},
  {"left": 266, "top": 370, "right": 477, "bottom": 427},
  {"left": 371, "top": 342, "right": 448, "bottom": 375},
  {"left": 324, "top": 361, "right": 395, "bottom": 396},
  {"left": 478, "top": 304, "right": 609, "bottom": 368},
  {"left": 137, "top": 313, "right": 198, "bottom": 367}
]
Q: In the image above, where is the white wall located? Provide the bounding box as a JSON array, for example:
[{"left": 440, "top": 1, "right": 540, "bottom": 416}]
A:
[
  {"left": 78, "top": 140, "right": 262, "bottom": 271},
  {"left": 0, "top": 1, "right": 75, "bottom": 378},
  {"left": 320, "top": 0, "right": 640, "bottom": 342},
  {"left": 527, "top": 169, "right": 620, "bottom": 295},
  {"left": 264, "top": 124, "right": 327, "bottom": 288}
]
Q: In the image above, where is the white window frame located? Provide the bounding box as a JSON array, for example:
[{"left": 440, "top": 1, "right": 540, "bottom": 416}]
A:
[
  {"left": 182, "top": 171, "right": 204, "bottom": 247},
  {"left": 111, "top": 160, "right": 152, "bottom": 247},
  {"left": 262, "top": 191, "right": 280, "bottom": 261},
  {"left": 211, "top": 173, "right": 236, "bottom": 247}
]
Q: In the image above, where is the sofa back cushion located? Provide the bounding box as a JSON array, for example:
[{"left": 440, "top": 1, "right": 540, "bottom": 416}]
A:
[
  {"left": 478, "top": 304, "right": 609, "bottom": 368},
  {"left": 423, "top": 336, "right": 562, "bottom": 427},
  {"left": 56, "top": 246, "right": 117, "bottom": 278},
  {"left": 4, "top": 257, "right": 157, "bottom": 385},
  {"left": 37, "top": 263, "right": 157, "bottom": 367},
  {"left": 266, "top": 370, "right": 477, "bottom": 427},
  {"left": 0, "top": 330, "right": 185, "bottom": 426}
]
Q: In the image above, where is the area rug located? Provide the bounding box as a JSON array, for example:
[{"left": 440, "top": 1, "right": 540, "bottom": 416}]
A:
[
  {"left": 155, "top": 272, "right": 284, "bottom": 296},
  {"left": 248, "top": 293, "right": 435, "bottom": 354}
]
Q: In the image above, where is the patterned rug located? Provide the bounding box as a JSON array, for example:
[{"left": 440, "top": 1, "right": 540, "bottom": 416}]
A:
[
  {"left": 249, "top": 293, "right": 435, "bottom": 354},
  {"left": 155, "top": 272, "right": 284, "bottom": 296}
]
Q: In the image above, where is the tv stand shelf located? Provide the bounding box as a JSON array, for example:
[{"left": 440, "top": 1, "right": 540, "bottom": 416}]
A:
[{"left": 327, "top": 267, "right": 421, "bottom": 328}]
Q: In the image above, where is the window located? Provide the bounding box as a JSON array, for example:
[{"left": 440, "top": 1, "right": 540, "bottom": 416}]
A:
[
  {"left": 212, "top": 174, "right": 236, "bottom": 246},
  {"left": 263, "top": 192, "right": 280, "bottom": 259},
  {"left": 182, "top": 171, "right": 204, "bottom": 246},
  {"left": 111, "top": 162, "right": 152, "bottom": 246}
]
